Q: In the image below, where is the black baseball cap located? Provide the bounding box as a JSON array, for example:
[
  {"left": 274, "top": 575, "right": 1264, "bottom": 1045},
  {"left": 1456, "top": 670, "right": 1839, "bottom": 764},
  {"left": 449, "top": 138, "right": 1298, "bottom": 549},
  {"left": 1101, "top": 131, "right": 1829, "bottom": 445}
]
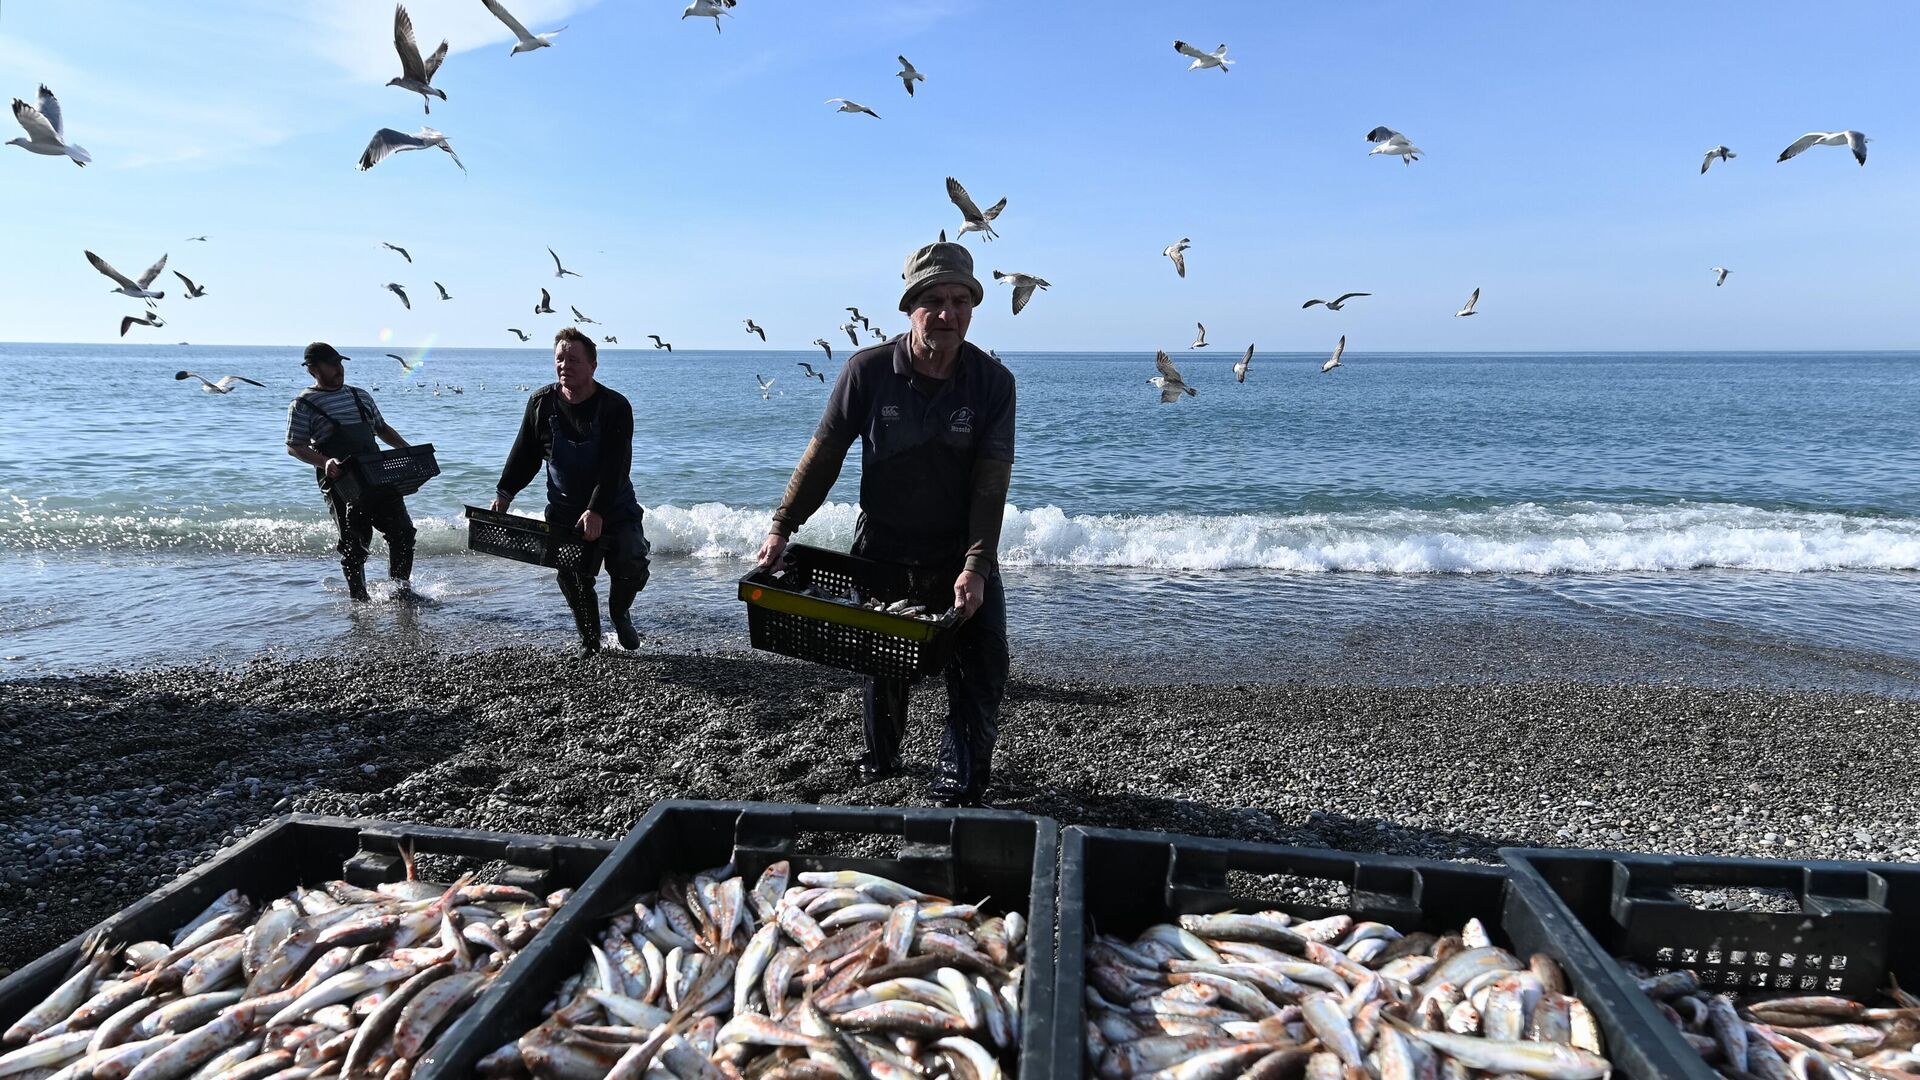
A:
[{"left": 303, "top": 342, "right": 349, "bottom": 367}]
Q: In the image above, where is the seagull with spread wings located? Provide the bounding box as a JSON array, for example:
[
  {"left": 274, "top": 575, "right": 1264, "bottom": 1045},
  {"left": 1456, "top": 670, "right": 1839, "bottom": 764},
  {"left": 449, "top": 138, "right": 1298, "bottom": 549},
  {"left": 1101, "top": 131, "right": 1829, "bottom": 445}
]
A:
[
  {"left": 382, "top": 241, "right": 411, "bottom": 263},
  {"left": 993, "top": 271, "right": 1049, "bottom": 315},
  {"left": 534, "top": 288, "right": 554, "bottom": 314},
  {"left": 86, "top": 250, "right": 167, "bottom": 306},
  {"left": 175, "top": 371, "right": 264, "bottom": 394},
  {"left": 1149, "top": 352, "right": 1198, "bottom": 402},
  {"left": 827, "top": 99, "right": 881, "bottom": 119},
  {"left": 1713, "top": 267, "right": 1731, "bottom": 287},
  {"left": 897, "top": 57, "right": 925, "bottom": 96},
  {"left": 388, "top": 5, "right": 449, "bottom": 114},
  {"left": 1455, "top": 287, "right": 1480, "bottom": 316},
  {"left": 9, "top": 85, "right": 90, "bottom": 166},
  {"left": 812, "top": 339, "right": 833, "bottom": 361},
  {"left": 549, "top": 247, "right": 582, "bottom": 278},
  {"left": 845, "top": 307, "right": 870, "bottom": 328},
  {"left": 1322, "top": 336, "right": 1347, "bottom": 374},
  {"left": 946, "top": 176, "right": 1006, "bottom": 241},
  {"left": 683, "top": 0, "right": 735, "bottom": 33},
  {"left": 121, "top": 312, "right": 165, "bottom": 337},
  {"left": 174, "top": 271, "right": 208, "bottom": 299},
  {"left": 434, "top": 281, "right": 451, "bottom": 300},
  {"left": 357, "top": 127, "right": 464, "bottom": 172},
  {"left": 1174, "top": 41, "right": 1233, "bottom": 72},
  {"left": 387, "top": 353, "right": 422, "bottom": 372},
  {"left": 1233, "top": 345, "right": 1253, "bottom": 383},
  {"left": 482, "top": 0, "right": 565, "bottom": 54},
  {"left": 1188, "top": 322, "right": 1209, "bottom": 349},
  {"left": 755, "top": 374, "right": 776, "bottom": 399},
  {"left": 1778, "top": 130, "right": 1869, "bottom": 166},
  {"left": 385, "top": 283, "right": 411, "bottom": 309},
  {"left": 1303, "top": 292, "right": 1370, "bottom": 311},
  {"left": 604, "top": 335, "right": 618, "bottom": 344},
  {"left": 1701, "top": 145, "right": 1736, "bottom": 174},
  {"left": 797, "top": 362, "right": 827, "bottom": 382},
  {"left": 507, "top": 328, "right": 530, "bottom": 341},
  {"left": 1365, "top": 126, "right": 1421, "bottom": 164},
  {"left": 1164, "top": 237, "right": 1189, "bottom": 278},
  {"left": 839, "top": 323, "right": 861, "bottom": 346},
  {"left": 571, "top": 305, "right": 598, "bottom": 325},
  {"left": 744, "top": 318, "right": 767, "bottom": 341},
  {"left": 648, "top": 335, "right": 671, "bottom": 351}
]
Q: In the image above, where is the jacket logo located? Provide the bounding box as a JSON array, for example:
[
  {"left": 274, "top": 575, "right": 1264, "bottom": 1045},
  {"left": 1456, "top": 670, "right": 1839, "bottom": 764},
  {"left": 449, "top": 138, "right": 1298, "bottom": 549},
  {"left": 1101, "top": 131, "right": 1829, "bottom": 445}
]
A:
[
  {"left": 949, "top": 407, "right": 974, "bottom": 433},
  {"left": 881, "top": 405, "right": 901, "bottom": 420}
]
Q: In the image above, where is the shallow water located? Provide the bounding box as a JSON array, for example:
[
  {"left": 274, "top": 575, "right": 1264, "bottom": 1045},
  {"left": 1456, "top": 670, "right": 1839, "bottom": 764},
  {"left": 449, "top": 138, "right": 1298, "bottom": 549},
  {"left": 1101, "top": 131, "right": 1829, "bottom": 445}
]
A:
[{"left": 3, "top": 344, "right": 1917, "bottom": 682}]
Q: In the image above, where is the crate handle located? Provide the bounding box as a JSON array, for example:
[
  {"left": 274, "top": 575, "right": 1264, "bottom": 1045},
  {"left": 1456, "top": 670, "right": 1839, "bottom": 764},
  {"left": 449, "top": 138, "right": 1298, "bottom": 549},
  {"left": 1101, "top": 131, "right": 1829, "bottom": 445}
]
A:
[
  {"left": 1610, "top": 859, "right": 1890, "bottom": 919},
  {"left": 1166, "top": 843, "right": 1425, "bottom": 920}
]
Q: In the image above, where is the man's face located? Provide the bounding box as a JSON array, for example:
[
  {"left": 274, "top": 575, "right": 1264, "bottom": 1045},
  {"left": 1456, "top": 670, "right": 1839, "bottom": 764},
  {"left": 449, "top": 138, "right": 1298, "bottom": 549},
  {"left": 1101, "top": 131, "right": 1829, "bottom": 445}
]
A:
[
  {"left": 909, "top": 283, "right": 974, "bottom": 350},
  {"left": 555, "top": 341, "right": 596, "bottom": 394},
  {"left": 306, "top": 357, "right": 344, "bottom": 389}
]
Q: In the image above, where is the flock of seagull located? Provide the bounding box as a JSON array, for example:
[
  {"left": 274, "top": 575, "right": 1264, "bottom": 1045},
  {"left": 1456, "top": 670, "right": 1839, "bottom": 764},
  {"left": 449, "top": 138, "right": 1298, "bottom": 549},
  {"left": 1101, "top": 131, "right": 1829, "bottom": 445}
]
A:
[{"left": 7, "top": 9, "right": 1882, "bottom": 404}]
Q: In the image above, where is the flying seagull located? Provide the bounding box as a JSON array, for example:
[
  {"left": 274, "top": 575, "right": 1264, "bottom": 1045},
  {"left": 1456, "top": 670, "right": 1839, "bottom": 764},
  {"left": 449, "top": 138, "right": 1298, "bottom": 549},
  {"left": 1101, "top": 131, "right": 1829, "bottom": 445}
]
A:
[
  {"left": 1173, "top": 41, "right": 1232, "bottom": 72},
  {"left": 827, "top": 99, "right": 881, "bottom": 119},
  {"left": 1189, "top": 322, "right": 1208, "bottom": 349},
  {"left": 744, "top": 318, "right": 766, "bottom": 341},
  {"left": 846, "top": 307, "right": 870, "bottom": 328},
  {"left": 173, "top": 271, "right": 209, "bottom": 299},
  {"left": 1303, "top": 292, "right": 1370, "bottom": 311},
  {"left": 534, "top": 288, "right": 554, "bottom": 314},
  {"left": 897, "top": 57, "right": 925, "bottom": 96},
  {"left": 755, "top": 374, "right": 776, "bottom": 399},
  {"left": 1233, "top": 344, "right": 1253, "bottom": 383},
  {"left": 870, "top": 326, "right": 886, "bottom": 340},
  {"left": 507, "top": 328, "right": 530, "bottom": 341},
  {"left": 386, "top": 352, "right": 422, "bottom": 372},
  {"left": 120, "top": 311, "right": 166, "bottom": 337},
  {"left": 682, "top": 0, "right": 735, "bottom": 33},
  {"left": 175, "top": 371, "right": 264, "bottom": 394},
  {"left": 812, "top": 339, "right": 833, "bottom": 361},
  {"left": 570, "top": 305, "right": 598, "bottom": 324},
  {"left": 1701, "top": 145, "right": 1736, "bottom": 174},
  {"left": 85, "top": 250, "right": 167, "bottom": 306},
  {"left": 946, "top": 176, "right": 1005, "bottom": 241},
  {"left": 385, "top": 283, "right": 411, "bottom": 309},
  {"left": 389, "top": 5, "right": 449, "bottom": 114},
  {"left": 1713, "top": 267, "right": 1731, "bottom": 287},
  {"left": 993, "top": 270, "right": 1050, "bottom": 315},
  {"left": 1366, "top": 126, "right": 1421, "bottom": 164},
  {"left": 1777, "top": 130, "right": 1869, "bottom": 166},
  {"left": 482, "top": 0, "right": 565, "bottom": 54},
  {"left": 1149, "top": 352, "right": 1197, "bottom": 402},
  {"left": 434, "top": 281, "right": 451, "bottom": 300},
  {"left": 357, "top": 127, "right": 464, "bottom": 172},
  {"left": 648, "top": 335, "right": 671, "bottom": 351},
  {"left": 549, "top": 247, "right": 582, "bottom": 278},
  {"left": 839, "top": 323, "right": 861, "bottom": 346},
  {"left": 185, "top": 235, "right": 208, "bottom": 242},
  {"left": 382, "top": 241, "right": 412, "bottom": 263},
  {"left": 1455, "top": 287, "right": 1480, "bottom": 316},
  {"left": 1322, "top": 335, "right": 1346, "bottom": 374},
  {"left": 604, "top": 335, "right": 618, "bottom": 344},
  {"left": 1163, "top": 237, "right": 1190, "bottom": 278},
  {"left": 7, "top": 85, "right": 90, "bottom": 166},
  {"left": 797, "top": 361, "right": 826, "bottom": 382}
]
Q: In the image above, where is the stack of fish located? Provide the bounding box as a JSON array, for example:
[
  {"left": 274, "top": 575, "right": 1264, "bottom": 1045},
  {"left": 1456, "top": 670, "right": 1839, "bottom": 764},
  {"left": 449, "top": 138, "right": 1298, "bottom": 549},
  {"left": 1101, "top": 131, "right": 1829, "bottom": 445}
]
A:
[
  {"left": 1633, "top": 966, "right": 1920, "bottom": 1076},
  {"left": 1084, "top": 911, "right": 1615, "bottom": 1080},
  {"left": 492, "top": 861, "right": 1027, "bottom": 1080},
  {"left": 0, "top": 872, "right": 571, "bottom": 1080},
  {"left": 787, "top": 583, "right": 942, "bottom": 622}
]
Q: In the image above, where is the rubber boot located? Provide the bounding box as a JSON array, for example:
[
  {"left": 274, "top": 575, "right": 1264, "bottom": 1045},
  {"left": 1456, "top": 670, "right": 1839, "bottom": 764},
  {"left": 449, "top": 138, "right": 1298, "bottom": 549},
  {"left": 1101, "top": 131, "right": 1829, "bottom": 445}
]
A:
[
  {"left": 343, "top": 561, "right": 371, "bottom": 602},
  {"left": 608, "top": 578, "right": 641, "bottom": 650},
  {"left": 389, "top": 538, "right": 417, "bottom": 602},
  {"left": 557, "top": 572, "right": 602, "bottom": 659}
]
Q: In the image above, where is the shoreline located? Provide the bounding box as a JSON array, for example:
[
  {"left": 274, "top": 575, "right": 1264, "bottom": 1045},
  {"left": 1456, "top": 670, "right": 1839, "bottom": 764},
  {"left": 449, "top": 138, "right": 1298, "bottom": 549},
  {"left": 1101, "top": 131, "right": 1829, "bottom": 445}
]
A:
[{"left": 4, "top": 645, "right": 1917, "bottom": 971}]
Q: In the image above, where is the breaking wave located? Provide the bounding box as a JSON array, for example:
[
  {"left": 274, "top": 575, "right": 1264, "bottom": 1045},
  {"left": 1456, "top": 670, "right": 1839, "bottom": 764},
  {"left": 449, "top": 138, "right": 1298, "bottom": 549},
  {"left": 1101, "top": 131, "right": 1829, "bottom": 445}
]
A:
[{"left": 3, "top": 498, "right": 1917, "bottom": 575}]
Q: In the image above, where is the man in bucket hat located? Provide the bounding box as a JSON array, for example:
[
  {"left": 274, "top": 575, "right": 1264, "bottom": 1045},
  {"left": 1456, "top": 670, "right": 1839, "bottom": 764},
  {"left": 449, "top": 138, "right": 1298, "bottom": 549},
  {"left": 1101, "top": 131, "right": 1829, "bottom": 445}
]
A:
[
  {"left": 285, "top": 341, "right": 419, "bottom": 602},
  {"left": 756, "top": 239, "right": 1016, "bottom": 807}
]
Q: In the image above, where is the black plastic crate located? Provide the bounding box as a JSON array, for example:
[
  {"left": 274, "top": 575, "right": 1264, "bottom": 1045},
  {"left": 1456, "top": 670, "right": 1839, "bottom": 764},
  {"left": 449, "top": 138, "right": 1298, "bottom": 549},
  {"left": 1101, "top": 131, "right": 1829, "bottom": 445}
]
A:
[
  {"left": 1502, "top": 847, "right": 1920, "bottom": 1080},
  {"left": 1055, "top": 827, "right": 1678, "bottom": 1080},
  {"left": 418, "top": 799, "right": 1060, "bottom": 1080},
  {"left": 739, "top": 543, "right": 965, "bottom": 680},
  {"left": 0, "top": 814, "right": 614, "bottom": 1036},
  {"left": 334, "top": 443, "right": 441, "bottom": 502},
  {"left": 465, "top": 504, "right": 603, "bottom": 575}
]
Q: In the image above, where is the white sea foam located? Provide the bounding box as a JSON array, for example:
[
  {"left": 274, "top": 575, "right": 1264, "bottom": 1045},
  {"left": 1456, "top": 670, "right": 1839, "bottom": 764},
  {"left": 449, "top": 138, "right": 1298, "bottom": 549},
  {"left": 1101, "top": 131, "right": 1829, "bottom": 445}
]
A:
[{"left": 5, "top": 499, "right": 1918, "bottom": 575}]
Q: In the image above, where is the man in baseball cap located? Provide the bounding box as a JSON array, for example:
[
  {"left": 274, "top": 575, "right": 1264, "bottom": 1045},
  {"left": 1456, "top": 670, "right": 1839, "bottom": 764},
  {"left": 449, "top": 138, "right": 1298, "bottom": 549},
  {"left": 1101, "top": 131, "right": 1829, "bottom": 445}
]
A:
[
  {"left": 285, "top": 341, "right": 419, "bottom": 602},
  {"left": 755, "top": 240, "right": 1016, "bottom": 807}
]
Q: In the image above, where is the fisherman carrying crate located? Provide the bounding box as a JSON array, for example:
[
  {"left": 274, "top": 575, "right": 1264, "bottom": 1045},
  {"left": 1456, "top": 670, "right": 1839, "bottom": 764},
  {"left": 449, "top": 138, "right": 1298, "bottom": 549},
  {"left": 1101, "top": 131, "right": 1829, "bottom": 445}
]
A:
[
  {"left": 756, "top": 240, "right": 1015, "bottom": 807},
  {"left": 285, "top": 342, "right": 419, "bottom": 603}
]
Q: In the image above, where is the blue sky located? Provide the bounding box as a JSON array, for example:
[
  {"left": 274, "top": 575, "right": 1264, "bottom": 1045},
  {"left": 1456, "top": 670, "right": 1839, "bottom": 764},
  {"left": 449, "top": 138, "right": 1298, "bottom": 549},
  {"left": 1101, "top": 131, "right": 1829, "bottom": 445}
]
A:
[{"left": 2, "top": 1, "right": 1915, "bottom": 351}]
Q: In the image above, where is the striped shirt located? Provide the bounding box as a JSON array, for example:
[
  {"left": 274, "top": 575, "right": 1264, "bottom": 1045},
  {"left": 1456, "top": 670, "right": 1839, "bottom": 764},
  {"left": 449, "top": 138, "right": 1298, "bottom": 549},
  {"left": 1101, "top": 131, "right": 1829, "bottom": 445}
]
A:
[{"left": 285, "top": 385, "right": 384, "bottom": 449}]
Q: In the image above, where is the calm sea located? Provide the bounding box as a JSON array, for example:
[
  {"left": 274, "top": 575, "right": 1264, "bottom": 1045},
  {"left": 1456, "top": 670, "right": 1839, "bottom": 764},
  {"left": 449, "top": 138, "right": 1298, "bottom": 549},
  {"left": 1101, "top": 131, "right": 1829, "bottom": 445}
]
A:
[{"left": 3, "top": 343, "right": 1917, "bottom": 684}]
